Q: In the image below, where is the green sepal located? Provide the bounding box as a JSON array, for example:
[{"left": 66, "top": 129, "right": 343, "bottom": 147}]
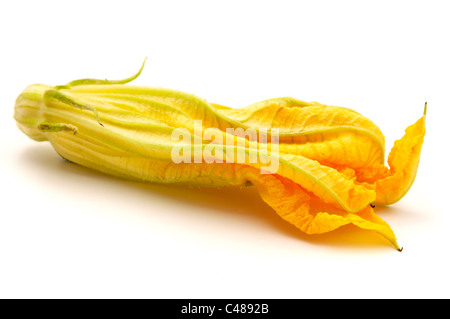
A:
[
  {"left": 56, "top": 58, "right": 147, "bottom": 88},
  {"left": 38, "top": 122, "right": 78, "bottom": 134},
  {"left": 43, "top": 89, "right": 103, "bottom": 126}
]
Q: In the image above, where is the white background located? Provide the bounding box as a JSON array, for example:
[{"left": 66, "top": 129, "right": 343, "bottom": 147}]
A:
[{"left": 0, "top": 0, "right": 449, "bottom": 299}]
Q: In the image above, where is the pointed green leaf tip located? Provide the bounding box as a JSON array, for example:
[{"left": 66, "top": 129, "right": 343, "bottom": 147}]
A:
[
  {"left": 424, "top": 102, "right": 427, "bottom": 116},
  {"left": 62, "top": 57, "right": 148, "bottom": 88}
]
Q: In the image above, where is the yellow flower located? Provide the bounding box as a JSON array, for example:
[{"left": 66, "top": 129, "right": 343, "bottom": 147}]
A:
[{"left": 14, "top": 60, "right": 426, "bottom": 250}]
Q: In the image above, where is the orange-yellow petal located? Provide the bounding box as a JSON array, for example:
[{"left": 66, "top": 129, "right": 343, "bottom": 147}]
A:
[
  {"left": 252, "top": 174, "right": 400, "bottom": 249},
  {"left": 356, "top": 113, "right": 426, "bottom": 205}
]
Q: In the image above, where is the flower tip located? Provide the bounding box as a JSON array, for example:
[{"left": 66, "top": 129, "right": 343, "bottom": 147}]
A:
[
  {"left": 389, "top": 237, "right": 402, "bottom": 252},
  {"left": 138, "top": 57, "right": 148, "bottom": 75}
]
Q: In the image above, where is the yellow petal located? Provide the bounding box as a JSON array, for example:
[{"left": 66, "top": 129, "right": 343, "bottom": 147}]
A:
[
  {"left": 217, "top": 97, "right": 386, "bottom": 167},
  {"left": 356, "top": 113, "right": 426, "bottom": 205},
  {"left": 252, "top": 174, "right": 400, "bottom": 250}
]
